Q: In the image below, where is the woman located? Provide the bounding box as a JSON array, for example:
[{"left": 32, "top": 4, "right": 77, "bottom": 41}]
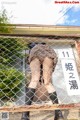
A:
[{"left": 21, "top": 42, "right": 64, "bottom": 120}]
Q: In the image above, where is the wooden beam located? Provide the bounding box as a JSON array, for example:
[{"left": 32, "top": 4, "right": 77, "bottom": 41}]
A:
[
  {"left": 0, "top": 33, "right": 80, "bottom": 39},
  {"left": 0, "top": 103, "right": 80, "bottom": 113}
]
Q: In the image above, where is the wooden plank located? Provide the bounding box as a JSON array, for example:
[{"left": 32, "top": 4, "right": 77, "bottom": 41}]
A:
[
  {"left": 0, "top": 33, "right": 80, "bottom": 39},
  {"left": 0, "top": 103, "right": 80, "bottom": 113}
]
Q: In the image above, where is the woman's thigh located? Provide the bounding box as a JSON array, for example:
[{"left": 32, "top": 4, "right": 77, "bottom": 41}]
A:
[
  {"left": 43, "top": 57, "right": 55, "bottom": 93},
  {"left": 43, "top": 57, "right": 53, "bottom": 85},
  {"left": 28, "top": 58, "right": 40, "bottom": 88}
]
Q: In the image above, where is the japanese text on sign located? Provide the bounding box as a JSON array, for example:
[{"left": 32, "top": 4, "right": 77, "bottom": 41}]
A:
[{"left": 58, "top": 47, "right": 80, "bottom": 96}]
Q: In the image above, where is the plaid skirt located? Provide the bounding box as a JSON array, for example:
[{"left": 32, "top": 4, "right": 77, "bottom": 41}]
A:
[{"left": 29, "top": 44, "right": 58, "bottom": 71}]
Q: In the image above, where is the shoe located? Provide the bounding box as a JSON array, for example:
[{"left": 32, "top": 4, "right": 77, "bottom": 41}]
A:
[
  {"left": 49, "top": 92, "right": 64, "bottom": 120},
  {"left": 54, "top": 110, "right": 64, "bottom": 120}
]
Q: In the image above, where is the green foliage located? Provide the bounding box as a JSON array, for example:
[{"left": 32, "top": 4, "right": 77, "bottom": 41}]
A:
[
  {"left": 0, "top": 37, "right": 27, "bottom": 99},
  {"left": 0, "top": 64, "right": 24, "bottom": 99},
  {"left": 0, "top": 37, "right": 23, "bottom": 64},
  {"left": 0, "top": 9, "right": 15, "bottom": 33}
]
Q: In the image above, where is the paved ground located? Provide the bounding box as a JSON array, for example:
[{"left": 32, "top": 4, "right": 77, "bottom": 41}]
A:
[{"left": 8, "top": 109, "right": 80, "bottom": 120}]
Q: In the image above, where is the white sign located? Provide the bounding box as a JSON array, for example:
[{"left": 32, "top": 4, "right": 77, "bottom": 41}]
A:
[
  {"left": 58, "top": 47, "right": 74, "bottom": 59},
  {"left": 58, "top": 47, "right": 80, "bottom": 96},
  {"left": 61, "top": 59, "right": 80, "bottom": 95}
]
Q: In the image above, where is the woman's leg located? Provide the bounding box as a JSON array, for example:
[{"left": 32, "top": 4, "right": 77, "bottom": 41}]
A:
[
  {"left": 43, "top": 57, "right": 64, "bottom": 120},
  {"left": 43, "top": 57, "right": 55, "bottom": 93},
  {"left": 28, "top": 58, "right": 40, "bottom": 88},
  {"left": 21, "top": 58, "right": 40, "bottom": 120}
]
